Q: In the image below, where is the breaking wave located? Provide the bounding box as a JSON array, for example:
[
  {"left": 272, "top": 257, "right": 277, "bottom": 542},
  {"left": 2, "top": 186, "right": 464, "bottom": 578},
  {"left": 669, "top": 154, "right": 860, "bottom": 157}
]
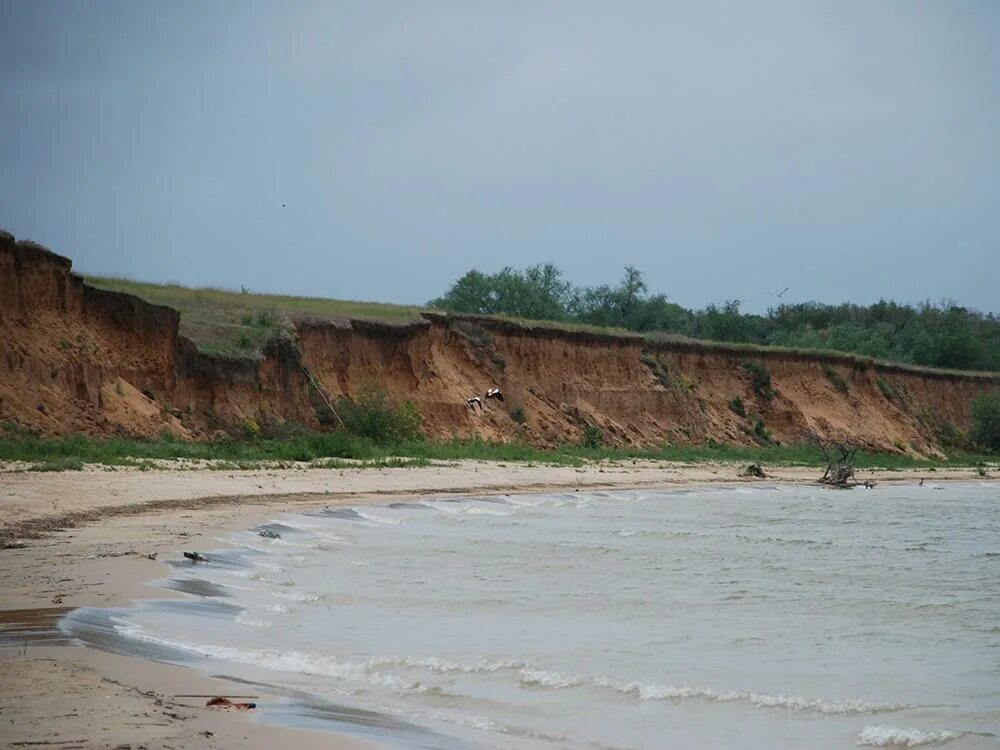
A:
[{"left": 857, "top": 725, "right": 979, "bottom": 747}]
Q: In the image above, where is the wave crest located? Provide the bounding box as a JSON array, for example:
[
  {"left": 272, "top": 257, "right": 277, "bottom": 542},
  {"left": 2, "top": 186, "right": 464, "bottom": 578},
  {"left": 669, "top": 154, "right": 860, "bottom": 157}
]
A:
[{"left": 857, "top": 725, "right": 971, "bottom": 747}]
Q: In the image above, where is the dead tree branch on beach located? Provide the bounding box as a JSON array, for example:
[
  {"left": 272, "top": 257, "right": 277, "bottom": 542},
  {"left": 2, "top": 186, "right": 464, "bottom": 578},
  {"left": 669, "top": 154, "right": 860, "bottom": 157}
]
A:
[{"left": 810, "top": 435, "right": 859, "bottom": 488}]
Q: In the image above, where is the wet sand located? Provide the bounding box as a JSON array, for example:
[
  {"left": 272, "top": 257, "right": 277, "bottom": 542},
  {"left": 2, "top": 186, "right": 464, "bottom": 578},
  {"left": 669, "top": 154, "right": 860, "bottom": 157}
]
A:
[{"left": 0, "top": 459, "right": 993, "bottom": 748}]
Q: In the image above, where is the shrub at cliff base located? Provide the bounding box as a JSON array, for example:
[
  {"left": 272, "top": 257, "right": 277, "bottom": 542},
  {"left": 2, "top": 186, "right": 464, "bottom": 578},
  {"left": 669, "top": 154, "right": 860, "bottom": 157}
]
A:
[
  {"left": 336, "top": 383, "right": 424, "bottom": 444},
  {"left": 971, "top": 391, "right": 1000, "bottom": 452}
]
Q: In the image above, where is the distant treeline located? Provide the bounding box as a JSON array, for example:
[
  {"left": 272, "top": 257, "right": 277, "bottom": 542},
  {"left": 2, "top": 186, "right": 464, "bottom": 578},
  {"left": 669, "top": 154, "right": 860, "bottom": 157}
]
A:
[{"left": 429, "top": 265, "right": 1000, "bottom": 371}]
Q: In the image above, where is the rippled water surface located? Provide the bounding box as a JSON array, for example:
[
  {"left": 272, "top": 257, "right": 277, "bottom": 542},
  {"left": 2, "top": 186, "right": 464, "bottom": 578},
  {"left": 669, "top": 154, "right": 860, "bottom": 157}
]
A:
[{"left": 66, "top": 483, "right": 1000, "bottom": 748}]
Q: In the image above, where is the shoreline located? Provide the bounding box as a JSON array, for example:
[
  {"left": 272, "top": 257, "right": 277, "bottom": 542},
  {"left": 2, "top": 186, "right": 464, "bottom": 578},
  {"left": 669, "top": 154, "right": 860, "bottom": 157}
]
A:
[{"left": 1, "top": 460, "right": 995, "bottom": 749}]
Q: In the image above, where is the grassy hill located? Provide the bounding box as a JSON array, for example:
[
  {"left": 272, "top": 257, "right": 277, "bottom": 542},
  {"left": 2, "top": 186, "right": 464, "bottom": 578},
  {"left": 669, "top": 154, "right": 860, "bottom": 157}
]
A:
[
  {"left": 85, "top": 276, "right": 1000, "bottom": 380},
  {"left": 85, "top": 276, "right": 426, "bottom": 356}
]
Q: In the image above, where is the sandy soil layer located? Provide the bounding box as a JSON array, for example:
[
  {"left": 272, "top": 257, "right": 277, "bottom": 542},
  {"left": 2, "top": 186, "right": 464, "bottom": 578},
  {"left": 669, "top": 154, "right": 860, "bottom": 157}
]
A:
[{"left": 0, "top": 460, "right": 994, "bottom": 749}]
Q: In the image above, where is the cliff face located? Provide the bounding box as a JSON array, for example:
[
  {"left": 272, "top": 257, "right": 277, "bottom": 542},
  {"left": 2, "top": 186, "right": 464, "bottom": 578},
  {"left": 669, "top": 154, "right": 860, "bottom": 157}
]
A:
[{"left": 1, "top": 231, "right": 997, "bottom": 454}]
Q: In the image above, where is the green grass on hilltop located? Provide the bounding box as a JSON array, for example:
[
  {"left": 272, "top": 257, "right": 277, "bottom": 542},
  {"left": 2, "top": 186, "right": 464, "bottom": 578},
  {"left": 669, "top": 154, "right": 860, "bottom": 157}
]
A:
[
  {"left": 85, "top": 276, "right": 999, "bottom": 379},
  {"left": 85, "top": 275, "right": 425, "bottom": 357}
]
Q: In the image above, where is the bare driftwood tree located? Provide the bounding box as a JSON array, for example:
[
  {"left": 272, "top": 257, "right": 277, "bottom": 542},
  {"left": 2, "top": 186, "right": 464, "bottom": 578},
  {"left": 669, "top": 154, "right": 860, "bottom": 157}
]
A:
[
  {"left": 740, "top": 463, "right": 767, "bottom": 479},
  {"left": 812, "top": 437, "right": 859, "bottom": 488}
]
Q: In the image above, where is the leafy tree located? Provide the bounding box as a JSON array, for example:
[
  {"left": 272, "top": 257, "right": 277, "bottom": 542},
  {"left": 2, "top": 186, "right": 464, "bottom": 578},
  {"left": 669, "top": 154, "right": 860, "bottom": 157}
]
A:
[
  {"left": 429, "top": 264, "right": 570, "bottom": 320},
  {"left": 430, "top": 265, "right": 1000, "bottom": 371}
]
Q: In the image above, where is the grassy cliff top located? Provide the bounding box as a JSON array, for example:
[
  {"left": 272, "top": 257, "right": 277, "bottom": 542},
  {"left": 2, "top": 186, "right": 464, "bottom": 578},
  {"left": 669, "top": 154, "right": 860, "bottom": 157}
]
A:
[
  {"left": 84, "top": 275, "right": 1000, "bottom": 380},
  {"left": 85, "top": 275, "right": 426, "bottom": 356}
]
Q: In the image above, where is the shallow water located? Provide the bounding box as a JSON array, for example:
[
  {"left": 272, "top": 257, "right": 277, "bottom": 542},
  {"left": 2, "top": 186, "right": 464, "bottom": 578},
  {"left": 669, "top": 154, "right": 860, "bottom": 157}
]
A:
[{"left": 64, "top": 483, "right": 1000, "bottom": 748}]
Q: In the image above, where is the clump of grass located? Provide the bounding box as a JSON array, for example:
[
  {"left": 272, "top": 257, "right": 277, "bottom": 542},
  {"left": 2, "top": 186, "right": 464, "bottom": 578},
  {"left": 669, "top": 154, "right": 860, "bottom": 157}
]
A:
[
  {"left": 243, "top": 418, "right": 262, "bottom": 439},
  {"left": 449, "top": 319, "right": 493, "bottom": 348},
  {"left": 581, "top": 425, "right": 604, "bottom": 449},
  {"left": 877, "top": 376, "right": 897, "bottom": 402},
  {"left": 449, "top": 320, "right": 507, "bottom": 371},
  {"left": 741, "top": 360, "right": 775, "bottom": 401},
  {"left": 729, "top": 396, "right": 747, "bottom": 418},
  {"left": 823, "top": 365, "right": 849, "bottom": 395},
  {"left": 915, "top": 406, "right": 968, "bottom": 449},
  {"left": 510, "top": 406, "right": 527, "bottom": 424},
  {"left": 752, "top": 418, "right": 774, "bottom": 444},
  {"left": 641, "top": 353, "right": 671, "bottom": 388},
  {"left": 335, "top": 383, "right": 423, "bottom": 444}
]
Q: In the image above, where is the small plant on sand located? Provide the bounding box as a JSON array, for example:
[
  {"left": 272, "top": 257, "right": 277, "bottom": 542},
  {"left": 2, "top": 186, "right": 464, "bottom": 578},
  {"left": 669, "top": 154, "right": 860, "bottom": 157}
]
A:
[
  {"left": 510, "top": 406, "right": 527, "bottom": 424},
  {"left": 741, "top": 360, "right": 774, "bottom": 402}
]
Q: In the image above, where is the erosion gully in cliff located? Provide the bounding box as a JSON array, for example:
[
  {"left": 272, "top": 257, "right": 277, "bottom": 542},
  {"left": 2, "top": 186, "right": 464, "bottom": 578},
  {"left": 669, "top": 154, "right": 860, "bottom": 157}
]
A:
[{"left": 2, "top": 229, "right": 997, "bottom": 454}]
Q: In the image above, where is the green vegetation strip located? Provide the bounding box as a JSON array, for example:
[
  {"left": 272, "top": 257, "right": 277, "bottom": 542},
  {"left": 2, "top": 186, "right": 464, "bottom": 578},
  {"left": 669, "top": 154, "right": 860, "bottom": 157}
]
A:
[{"left": 1, "top": 429, "right": 993, "bottom": 473}]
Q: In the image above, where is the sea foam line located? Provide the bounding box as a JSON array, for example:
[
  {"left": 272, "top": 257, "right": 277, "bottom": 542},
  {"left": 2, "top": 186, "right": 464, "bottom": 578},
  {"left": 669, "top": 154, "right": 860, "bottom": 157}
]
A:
[
  {"left": 514, "top": 669, "right": 907, "bottom": 715},
  {"left": 857, "top": 725, "right": 978, "bottom": 747},
  {"left": 108, "top": 622, "right": 908, "bottom": 718}
]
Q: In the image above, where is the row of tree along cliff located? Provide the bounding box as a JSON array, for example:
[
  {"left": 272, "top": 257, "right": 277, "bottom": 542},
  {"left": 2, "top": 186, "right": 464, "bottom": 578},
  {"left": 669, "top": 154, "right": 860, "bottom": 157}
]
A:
[{"left": 2, "top": 231, "right": 997, "bottom": 455}]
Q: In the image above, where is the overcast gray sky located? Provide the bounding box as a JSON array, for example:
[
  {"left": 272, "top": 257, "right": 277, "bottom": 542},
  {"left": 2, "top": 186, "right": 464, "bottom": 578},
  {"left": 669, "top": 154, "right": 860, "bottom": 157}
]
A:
[{"left": 2, "top": 1, "right": 998, "bottom": 313}]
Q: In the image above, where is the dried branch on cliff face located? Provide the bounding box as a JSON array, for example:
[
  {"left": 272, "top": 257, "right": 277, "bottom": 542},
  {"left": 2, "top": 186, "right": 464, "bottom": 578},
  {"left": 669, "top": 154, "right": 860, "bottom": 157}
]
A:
[{"left": 812, "top": 436, "right": 859, "bottom": 488}]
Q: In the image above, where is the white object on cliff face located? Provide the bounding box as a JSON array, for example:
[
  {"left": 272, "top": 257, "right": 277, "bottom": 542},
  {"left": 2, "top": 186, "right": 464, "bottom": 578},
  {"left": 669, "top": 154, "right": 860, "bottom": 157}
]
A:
[
  {"left": 485, "top": 387, "right": 503, "bottom": 402},
  {"left": 467, "top": 397, "right": 482, "bottom": 411}
]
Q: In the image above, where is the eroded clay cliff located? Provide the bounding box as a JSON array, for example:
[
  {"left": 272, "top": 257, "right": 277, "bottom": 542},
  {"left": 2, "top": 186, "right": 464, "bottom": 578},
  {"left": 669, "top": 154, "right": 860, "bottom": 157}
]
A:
[{"left": 2, "top": 231, "right": 996, "bottom": 455}]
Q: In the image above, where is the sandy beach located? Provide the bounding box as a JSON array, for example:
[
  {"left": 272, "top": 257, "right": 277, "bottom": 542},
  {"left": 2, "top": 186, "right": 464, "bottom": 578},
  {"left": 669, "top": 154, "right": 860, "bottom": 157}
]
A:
[{"left": 1, "top": 459, "right": 994, "bottom": 749}]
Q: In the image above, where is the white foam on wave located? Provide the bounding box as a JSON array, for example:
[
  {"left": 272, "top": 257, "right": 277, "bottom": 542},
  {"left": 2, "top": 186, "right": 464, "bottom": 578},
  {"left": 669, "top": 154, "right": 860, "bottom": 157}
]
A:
[
  {"left": 602, "top": 676, "right": 906, "bottom": 714},
  {"left": 268, "top": 538, "right": 319, "bottom": 550},
  {"left": 111, "top": 612, "right": 912, "bottom": 722},
  {"left": 113, "top": 609, "right": 912, "bottom": 720},
  {"left": 234, "top": 612, "right": 272, "bottom": 629},
  {"left": 368, "top": 655, "right": 527, "bottom": 674},
  {"left": 514, "top": 670, "right": 906, "bottom": 715},
  {"left": 857, "top": 725, "right": 970, "bottom": 747},
  {"left": 243, "top": 602, "right": 291, "bottom": 615},
  {"left": 250, "top": 573, "right": 295, "bottom": 587},
  {"left": 520, "top": 668, "right": 585, "bottom": 689},
  {"left": 354, "top": 510, "right": 404, "bottom": 526},
  {"left": 270, "top": 590, "right": 322, "bottom": 602},
  {"left": 502, "top": 496, "right": 549, "bottom": 509},
  {"left": 111, "top": 623, "right": 418, "bottom": 690},
  {"left": 346, "top": 653, "right": 909, "bottom": 717},
  {"left": 463, "top": 505, "right": 513, "bottom": 516}
]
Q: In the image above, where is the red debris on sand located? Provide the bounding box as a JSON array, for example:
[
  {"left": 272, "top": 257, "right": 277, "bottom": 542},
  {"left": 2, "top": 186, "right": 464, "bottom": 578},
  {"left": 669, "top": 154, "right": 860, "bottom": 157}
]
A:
[{"left": 205, "top": 697, "right": 256, "bottom": 710}]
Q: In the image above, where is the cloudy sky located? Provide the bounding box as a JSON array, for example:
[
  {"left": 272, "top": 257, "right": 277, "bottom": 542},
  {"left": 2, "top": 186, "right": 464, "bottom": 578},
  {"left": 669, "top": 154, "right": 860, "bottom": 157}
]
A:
[{"left": 2, "top": 1, "right": 998, "bottom": 313}]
